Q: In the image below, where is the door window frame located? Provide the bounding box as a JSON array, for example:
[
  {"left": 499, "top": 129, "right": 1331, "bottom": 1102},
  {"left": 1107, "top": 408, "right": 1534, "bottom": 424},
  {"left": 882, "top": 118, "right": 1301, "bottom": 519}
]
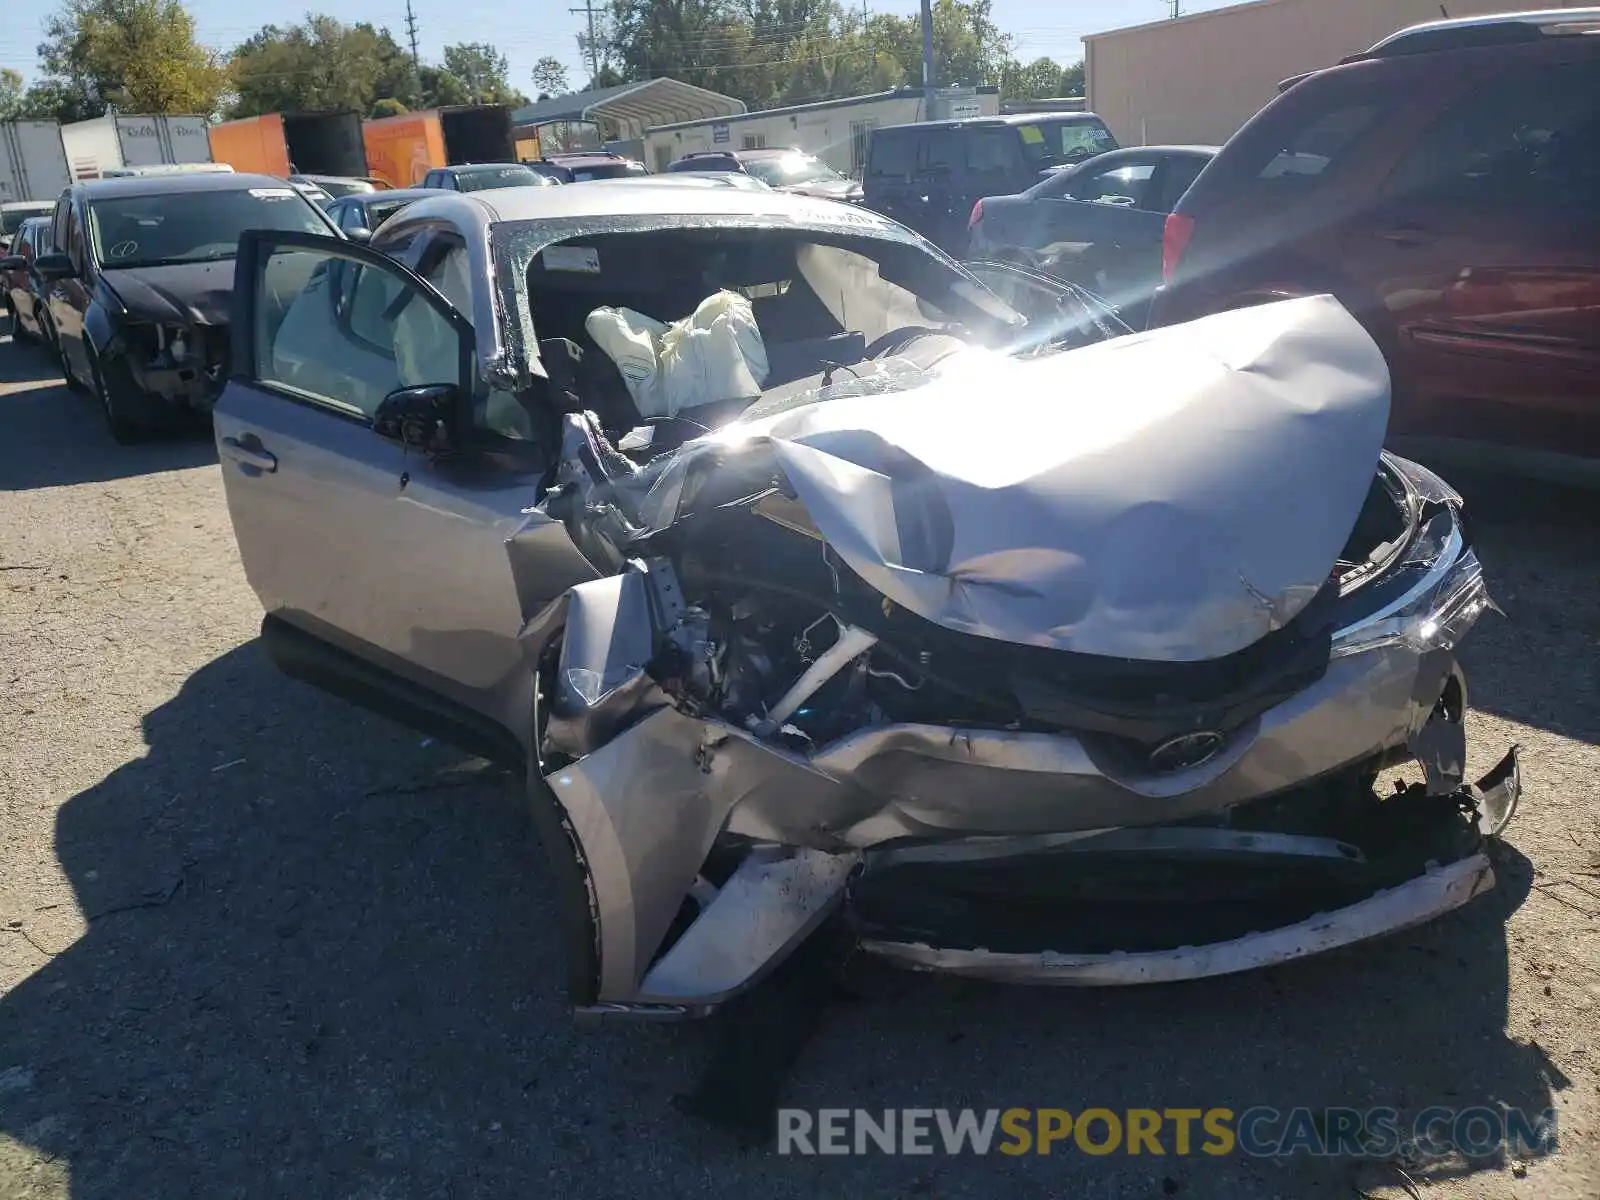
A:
[{"left": 232, "top": 228, "right": 476, "bottom": 428}]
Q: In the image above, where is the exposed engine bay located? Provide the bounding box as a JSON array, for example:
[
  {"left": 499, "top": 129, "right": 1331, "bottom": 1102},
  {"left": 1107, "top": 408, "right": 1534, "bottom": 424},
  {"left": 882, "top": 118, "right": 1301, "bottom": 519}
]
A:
[{"left": 508, "top": 273, "right": 1521, "bottom": 1018}]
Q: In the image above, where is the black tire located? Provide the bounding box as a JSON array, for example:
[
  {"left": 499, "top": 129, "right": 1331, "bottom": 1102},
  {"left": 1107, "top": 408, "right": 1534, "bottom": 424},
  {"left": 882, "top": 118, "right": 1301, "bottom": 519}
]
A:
[{"left": 88, "top": 345, "right": 154, "bottom": 444}]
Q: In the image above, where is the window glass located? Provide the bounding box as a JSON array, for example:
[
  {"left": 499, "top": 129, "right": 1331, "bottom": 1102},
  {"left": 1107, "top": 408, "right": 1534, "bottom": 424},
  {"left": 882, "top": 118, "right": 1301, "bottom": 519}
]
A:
[
  {"left": 1382, "top": 63, "right": 1600, "bottom": 209},
  {"left": 1018, "top": 118, "right": 1119, "bottom": 168},
  {"left": 1152, "top": 154, "right": 1209, "bottom": 212},
  {"left": 253, "top": 245, "right": 461, "bottom": 419},
  {"left": 1256, "top": 103, "right": 1384, "bottom": 182},
  {"left": 453, "top": 166, "right": 543, "bottom": 192},
  {"left": 867, "top": 129, "right": 917, "bottom": 178},
  {"left": 52, "top": 201, "right": 71, "bottom": 257},
  {"left": 920, "top": 129, "right": 959, "bottom": 174},
  {"left": 88, "top": 187, "right": 327, "bottom": 269},
  {"left": 965, "top": 127, "right": 1017, "bottom": 174},
  {"left": 1071, "top": 160, "right": 1157, "bottom": 208}
]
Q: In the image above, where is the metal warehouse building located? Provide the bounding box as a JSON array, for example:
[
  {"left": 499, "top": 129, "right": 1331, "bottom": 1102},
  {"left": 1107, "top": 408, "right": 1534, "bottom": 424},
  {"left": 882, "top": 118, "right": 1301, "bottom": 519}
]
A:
[{"left": 1086, "top": 0, "right": 1595, "bottom": 145}]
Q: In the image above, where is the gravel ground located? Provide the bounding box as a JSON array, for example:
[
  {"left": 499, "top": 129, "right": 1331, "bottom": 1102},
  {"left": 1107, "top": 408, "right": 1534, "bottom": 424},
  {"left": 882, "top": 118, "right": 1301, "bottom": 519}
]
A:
[{"left": 1, "top": 319, "right": 1597, "bottom": 1200}]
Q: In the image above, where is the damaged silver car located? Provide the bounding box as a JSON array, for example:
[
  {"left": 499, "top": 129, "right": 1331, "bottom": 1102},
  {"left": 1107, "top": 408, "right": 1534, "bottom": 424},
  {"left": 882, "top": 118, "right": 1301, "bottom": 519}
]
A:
[{"left": 215, "top": 184, "right": 1521, "bottom": 1021}]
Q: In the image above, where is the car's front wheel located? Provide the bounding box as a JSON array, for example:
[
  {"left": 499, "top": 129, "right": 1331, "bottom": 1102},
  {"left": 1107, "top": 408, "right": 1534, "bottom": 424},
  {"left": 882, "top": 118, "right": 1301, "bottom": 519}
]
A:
[{"left": 88, "top": 345, "right": 155, "bottom": 444}]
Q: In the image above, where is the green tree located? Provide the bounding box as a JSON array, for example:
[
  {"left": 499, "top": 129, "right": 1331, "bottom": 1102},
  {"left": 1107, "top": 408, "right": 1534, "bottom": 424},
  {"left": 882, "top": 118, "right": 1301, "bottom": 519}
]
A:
[
  {"left": 441, "top": 43, "right": 527, "bottom": 105},
  {"left": 1001, "top": 56, "right": 1069, "bottom": 102},
  {"left": 30, "top": 0, "right": 230, "bottom": 120},
  {"left": 228, "top": 17, "right": 415, "bottom": 117},
  {"left": 532, "top": 55, "right": 570, "bottom": 98},
  {"left": 0, "top": 68, "right": 23, "bottom": 118},
  {"left": 599, "top": 0, "right": 1016, "bottom": 109},
  {"left": 418, "top": 65, "right": 471, "bottom": 108}
]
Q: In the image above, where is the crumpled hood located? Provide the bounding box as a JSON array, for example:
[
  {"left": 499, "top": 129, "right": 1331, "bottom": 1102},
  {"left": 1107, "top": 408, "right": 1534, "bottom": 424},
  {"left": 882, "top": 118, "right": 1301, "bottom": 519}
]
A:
[
  {"left": 779, "top": 178, "right": 862, "bottom": 202},
  {"left": 99, "top": 260, "right": 235, "bottom": 326},
  {"left": 710, "top": 295, "right": 1391, "bottom": 662}
]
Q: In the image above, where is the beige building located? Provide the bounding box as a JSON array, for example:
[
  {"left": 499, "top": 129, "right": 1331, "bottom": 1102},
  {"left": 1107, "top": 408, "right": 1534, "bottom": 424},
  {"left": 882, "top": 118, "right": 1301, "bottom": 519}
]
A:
[{"left": 1085, "top": 0, "right": 1593, "bottom": 146}]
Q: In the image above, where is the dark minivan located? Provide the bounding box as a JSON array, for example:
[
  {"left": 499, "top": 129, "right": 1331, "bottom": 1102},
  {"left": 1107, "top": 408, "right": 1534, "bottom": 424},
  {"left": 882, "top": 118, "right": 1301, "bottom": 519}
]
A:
[
  {"left": 863, "top": 113, "right": 1119, "bottom": 252},
  {"left": 1152, "top": 9, "right": 1600, "bottom": 478}
]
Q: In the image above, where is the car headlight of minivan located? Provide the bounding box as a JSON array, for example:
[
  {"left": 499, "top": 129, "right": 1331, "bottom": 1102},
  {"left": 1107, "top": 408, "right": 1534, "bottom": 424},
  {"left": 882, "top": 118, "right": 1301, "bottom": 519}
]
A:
[{"left": 1330, "top": 521, "right": 1494, "bottom": 659}]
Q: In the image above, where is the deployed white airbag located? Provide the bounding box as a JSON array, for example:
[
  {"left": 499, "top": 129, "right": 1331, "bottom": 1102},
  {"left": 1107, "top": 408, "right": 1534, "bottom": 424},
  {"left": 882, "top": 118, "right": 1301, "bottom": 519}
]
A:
[{"left": 586, "top": 290, "right": 770, "bottom": 420}]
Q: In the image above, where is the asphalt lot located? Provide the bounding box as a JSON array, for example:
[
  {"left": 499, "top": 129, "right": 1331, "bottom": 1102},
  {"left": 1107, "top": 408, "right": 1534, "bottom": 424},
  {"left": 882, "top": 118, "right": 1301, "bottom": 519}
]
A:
[{"left": 1, "top": 318, "right": 1597, "bottom": 1200}]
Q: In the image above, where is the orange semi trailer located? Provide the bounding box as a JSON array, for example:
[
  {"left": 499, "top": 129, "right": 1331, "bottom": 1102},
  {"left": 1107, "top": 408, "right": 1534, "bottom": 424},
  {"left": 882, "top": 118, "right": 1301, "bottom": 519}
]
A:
[
  {"left": 361, "top": 105, "right": 516, "bottom": 188},
  {"left": 209, "top": 112, "right": 367, "bottom": 178}
]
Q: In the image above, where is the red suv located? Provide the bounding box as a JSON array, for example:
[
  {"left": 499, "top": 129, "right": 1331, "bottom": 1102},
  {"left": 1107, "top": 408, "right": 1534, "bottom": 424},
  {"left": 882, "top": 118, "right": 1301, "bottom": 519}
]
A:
[{"left": 1153, "top": 10, "right": 1600, "bottom": 478}]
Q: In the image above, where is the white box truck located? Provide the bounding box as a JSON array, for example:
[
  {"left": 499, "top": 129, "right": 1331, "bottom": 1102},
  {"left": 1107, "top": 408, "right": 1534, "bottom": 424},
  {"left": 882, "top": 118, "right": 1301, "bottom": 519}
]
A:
[
  {"left": 0, "top": 119, "right": 72, "bottom": 203},
  {"left": 59, "top": 114, "right": 214, "bottom": 181}
]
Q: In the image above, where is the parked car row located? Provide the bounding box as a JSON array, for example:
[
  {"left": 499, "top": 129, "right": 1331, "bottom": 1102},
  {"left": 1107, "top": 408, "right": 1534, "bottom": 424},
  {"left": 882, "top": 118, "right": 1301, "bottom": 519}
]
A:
[{"left": 956, "top": 8, "right": 1600, "bottom": 481}]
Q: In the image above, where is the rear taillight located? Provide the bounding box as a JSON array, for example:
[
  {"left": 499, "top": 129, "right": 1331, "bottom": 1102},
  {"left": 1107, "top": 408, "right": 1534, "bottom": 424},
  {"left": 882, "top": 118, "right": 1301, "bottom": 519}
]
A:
[
  {"left": 968, "top": 198, "right": 984, "bottom": 229},
  {"left": 1162, "top": 212, "right": 1196, "bottom": 282}
]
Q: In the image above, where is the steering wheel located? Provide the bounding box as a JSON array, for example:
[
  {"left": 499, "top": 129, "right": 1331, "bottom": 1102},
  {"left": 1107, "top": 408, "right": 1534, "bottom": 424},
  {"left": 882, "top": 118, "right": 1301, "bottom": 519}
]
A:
[{"left": 863, "top": 325, "right": 943, "bottom": 359}]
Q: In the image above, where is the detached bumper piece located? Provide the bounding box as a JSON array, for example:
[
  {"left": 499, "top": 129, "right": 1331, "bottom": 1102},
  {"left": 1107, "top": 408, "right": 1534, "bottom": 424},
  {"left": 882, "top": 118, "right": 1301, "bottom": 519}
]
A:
[{"left": 854, "top": 748, "right": 1522, "bottom": 986}]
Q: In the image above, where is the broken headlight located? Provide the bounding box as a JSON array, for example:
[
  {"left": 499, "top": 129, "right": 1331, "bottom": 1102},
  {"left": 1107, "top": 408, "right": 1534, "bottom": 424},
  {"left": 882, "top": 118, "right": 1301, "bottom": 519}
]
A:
[{"left": 1330, "top": 517, "right": 1493, "bottom": 659}]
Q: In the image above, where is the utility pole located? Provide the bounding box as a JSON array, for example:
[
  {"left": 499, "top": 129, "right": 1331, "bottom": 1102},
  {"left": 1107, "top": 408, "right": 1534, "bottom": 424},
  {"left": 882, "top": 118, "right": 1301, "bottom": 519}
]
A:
[
  {"left": 570, "top": 0, "right": 601, "bottom": 83},
  {"left": 919, "top": 0, "right": 934, "bottom": 111},
  {"left": 403, "top": 0, "right": 422, "bottom": 101},
  {"left": 1166, "top": 1, "right": 1183, "bottom": 17}
]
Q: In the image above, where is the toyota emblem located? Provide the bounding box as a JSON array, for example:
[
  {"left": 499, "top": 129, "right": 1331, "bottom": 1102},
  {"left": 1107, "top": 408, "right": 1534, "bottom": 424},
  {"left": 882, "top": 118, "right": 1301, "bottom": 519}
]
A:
[{"left": 1148, "top": 730, "right": 1226, "bottom": 773}]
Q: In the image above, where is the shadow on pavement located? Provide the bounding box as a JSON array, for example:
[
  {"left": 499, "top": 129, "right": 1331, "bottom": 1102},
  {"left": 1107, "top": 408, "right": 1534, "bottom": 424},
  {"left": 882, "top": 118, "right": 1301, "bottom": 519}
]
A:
[
  {"left": 0, "top": 635, "right": 1560, "bottom": 1197},
  {"left": 1443, "top": 467, "right": 1600, "bottom": 746},
  {"left": 0, "top": 325, "right": 216, "bottom": 491}
]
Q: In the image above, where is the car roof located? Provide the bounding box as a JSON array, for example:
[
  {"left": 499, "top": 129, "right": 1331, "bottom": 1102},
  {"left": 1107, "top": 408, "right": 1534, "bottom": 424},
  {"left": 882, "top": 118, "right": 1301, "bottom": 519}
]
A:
[
  {"left": 292, "top": 173, "right": 365, "bottom": 184},
  {"left": 446, "top": 162, "right": 533, "bottom": 173},
  {"left": 341, "top": 187, "right": 438, "bottom": 206},
  {"left": 391, "top": 180, "right": 899, "bottom": 231},
  {"left": 545, "top": 153, "right": 635, "bottom": 166},
  {"left": 76, "top": 172, "right": 294, "bottom": 198},
  {"left": 877, "top": 112, "right": 1108, "bottom": 134}
]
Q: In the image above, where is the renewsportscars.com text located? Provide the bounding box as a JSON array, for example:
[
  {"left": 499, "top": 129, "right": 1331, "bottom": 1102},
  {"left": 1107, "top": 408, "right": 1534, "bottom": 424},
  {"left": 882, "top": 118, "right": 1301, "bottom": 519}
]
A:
[{"left": 777, "top": 1106, "right": 1557, "bottom": 1159}]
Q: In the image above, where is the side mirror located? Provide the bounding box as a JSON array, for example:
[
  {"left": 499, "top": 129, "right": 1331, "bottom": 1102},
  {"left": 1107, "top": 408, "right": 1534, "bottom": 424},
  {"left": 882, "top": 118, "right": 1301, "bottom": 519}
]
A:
[
  {"left": 373, "top": 384, "right": 466, "bottom": 456},
  {"left": 0, "top": 255, "right": 25, "bottom": 272},
  {"left": 345, "top": 226, "right": 373, "bottom": 244},
  {"left": 32, "top": 252, "right": 75, "bottom": 280}
]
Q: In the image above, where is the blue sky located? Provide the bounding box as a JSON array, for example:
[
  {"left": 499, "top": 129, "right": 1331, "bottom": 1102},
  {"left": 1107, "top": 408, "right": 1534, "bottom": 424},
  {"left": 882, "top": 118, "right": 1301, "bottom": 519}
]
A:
[{"left": 0, "top": 1, "right": 1247, "bottom": 100}]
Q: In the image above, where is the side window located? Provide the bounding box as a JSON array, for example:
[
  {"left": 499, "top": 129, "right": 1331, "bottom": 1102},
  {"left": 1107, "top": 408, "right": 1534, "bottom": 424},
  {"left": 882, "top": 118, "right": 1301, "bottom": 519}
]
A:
[
  {"left": 251, "top": 243, "right": 465, "bottom": 420},
  {"left": 1382, "top": 63, "right": 1600, "bottom": 210},
  {"left": 1069, "top": 159, "right": 1157, "bottom": 209},
  {"left": 64, "top": 209, "right": 85, "bottom": 272},
  {"left": 867, "top": 131, "right": 916, "bottom": 179},
  {"left": 337, "top": 203, "right": 366, "bottom": 233},
  {"left": 965, "top": 127, "right": 1019, "bottom": 175},
  {"left": 1030, "top": 169, "right": 1080, "bottom": 200},
  {"left": 1254, "top": 101, "right": 1385, "bottom": 184},
  {"left": 1151, "top": 154, "right": 1209, "bottom": 213},
  {"left": 920, "top": 129, "right": 958, "bottom": 176},
  {"left": 51, "top": 200, "right": 71, "bottom": 254}
]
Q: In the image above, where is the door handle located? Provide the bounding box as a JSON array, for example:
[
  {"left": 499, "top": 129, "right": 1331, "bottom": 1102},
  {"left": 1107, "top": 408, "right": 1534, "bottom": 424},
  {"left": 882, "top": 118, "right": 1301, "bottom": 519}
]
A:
[
  {"left": 220, "top": 436, "right": 277, "bottom": 473},
  {"left": 1378, "top": 225, "right": 1436, "bottom": 247}
]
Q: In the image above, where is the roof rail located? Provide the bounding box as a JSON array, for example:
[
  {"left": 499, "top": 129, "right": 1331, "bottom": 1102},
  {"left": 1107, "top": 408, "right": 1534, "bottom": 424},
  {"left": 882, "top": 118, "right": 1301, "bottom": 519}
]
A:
[{"left": 1360, "top": 7, "right": 1600, "bottom": 59}]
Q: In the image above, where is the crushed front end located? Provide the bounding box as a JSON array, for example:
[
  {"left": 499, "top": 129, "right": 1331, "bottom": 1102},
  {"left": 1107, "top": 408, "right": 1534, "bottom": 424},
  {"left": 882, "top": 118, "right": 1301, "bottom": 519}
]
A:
[
  {"left": 516, "top": 297, "right": 1522, "bottom": 1017},
  {"left": 110, "top": 321, "right": 230, "bottom": 417}
]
